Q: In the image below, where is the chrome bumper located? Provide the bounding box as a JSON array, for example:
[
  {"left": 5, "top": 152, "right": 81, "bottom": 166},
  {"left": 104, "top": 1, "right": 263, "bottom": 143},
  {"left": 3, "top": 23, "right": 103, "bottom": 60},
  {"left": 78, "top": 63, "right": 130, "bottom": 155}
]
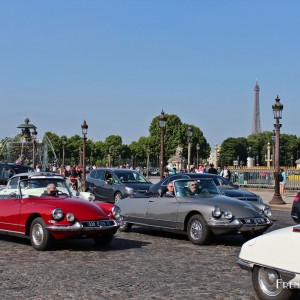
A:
[{"left": 46, "top": 220, "right": 119, "bottom": 232}]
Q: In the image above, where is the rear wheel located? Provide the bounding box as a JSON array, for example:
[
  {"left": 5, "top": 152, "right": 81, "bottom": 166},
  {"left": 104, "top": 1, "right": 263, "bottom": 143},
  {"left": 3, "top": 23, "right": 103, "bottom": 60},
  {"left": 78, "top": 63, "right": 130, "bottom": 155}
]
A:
[
  {"left": 252, "top": 265, "right": 294, "bottom": 300},
  {"left": 30, "top": 217, "right": 53, "bottom": 251},
  {"left": 187, "top": 214, "right": 210, "bottom": 245}
]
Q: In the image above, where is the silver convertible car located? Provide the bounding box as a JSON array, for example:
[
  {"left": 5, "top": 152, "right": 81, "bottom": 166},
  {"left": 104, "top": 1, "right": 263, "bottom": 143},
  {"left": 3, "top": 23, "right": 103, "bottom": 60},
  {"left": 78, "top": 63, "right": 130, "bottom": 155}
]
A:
[{"left": 116, "top": 179, "right": 273, "bottom": 245}]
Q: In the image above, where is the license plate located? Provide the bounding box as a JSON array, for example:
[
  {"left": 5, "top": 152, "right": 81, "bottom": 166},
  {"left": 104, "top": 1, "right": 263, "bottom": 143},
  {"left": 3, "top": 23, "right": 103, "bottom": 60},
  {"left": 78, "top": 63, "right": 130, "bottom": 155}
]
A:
[
  {"left": 256, "top": 218, "right": 266, "bottom": 224},
  {"left": 82, "top": 220, "right": 114, "bottom": 228}
]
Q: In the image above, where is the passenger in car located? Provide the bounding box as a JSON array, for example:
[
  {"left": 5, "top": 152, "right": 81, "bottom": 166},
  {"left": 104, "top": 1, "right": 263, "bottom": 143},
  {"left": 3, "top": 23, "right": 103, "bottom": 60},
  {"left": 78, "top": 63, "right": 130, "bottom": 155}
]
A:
[
  {"left": 41, "top": 183, "right": 58, "bottom": 196},
  {"left": 163, "top": 182, "right": 175, "bottom": 197}
]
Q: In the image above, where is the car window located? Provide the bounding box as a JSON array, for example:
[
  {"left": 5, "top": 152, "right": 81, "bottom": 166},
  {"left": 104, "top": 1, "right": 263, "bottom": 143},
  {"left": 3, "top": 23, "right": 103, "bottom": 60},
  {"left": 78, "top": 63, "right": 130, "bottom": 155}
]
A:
[
  {"left": 115, "top": 171, "right": 151, "bottom": 183},
  {"left": 9, "top": 177, "right": 19, "bottom": 189},
  {"left": 89, "top": 170, "right": 96, "bottom": 179},
  {"left": 20, "top": 178, "right": 71, "bottom": 197},
  {"left": 95, "top": 170, "right": 105, "bottom": 180}
]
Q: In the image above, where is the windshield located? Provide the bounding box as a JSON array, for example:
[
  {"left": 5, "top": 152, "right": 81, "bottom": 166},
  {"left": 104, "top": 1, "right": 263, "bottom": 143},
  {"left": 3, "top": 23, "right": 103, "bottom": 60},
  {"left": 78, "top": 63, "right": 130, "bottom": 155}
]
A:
[
  {"left": 19, "top": 178, "right": 72, "bottom": 198},
  {"left": 114, "top": 171, "right": 151, "bottom": 183},
  {"left": 174, "top": 179, "right": 221, "bottom": 197}
]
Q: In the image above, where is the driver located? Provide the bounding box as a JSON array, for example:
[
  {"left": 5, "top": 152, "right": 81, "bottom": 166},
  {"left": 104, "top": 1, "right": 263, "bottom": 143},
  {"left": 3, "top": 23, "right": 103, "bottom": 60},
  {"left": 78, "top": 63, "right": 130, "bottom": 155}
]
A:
[
  {"left": 41, "top": 183, "right": 58, "bottom": 196},
  {"left": 187, "top": 181, "right": 199, "bottom": 195}
]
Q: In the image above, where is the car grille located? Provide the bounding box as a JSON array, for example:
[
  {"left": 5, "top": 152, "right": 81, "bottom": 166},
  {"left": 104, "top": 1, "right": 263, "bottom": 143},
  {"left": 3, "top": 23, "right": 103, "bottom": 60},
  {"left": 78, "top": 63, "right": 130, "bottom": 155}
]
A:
[{"left": 238, "top": 217, "right": 268, "bottom": 225}]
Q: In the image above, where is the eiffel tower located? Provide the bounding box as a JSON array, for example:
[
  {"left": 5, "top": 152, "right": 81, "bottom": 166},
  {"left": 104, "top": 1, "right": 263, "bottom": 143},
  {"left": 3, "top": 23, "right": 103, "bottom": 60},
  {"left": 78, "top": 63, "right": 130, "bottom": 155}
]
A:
[{"left": 251, "top": 80, "right": 262, "bottom": 135}]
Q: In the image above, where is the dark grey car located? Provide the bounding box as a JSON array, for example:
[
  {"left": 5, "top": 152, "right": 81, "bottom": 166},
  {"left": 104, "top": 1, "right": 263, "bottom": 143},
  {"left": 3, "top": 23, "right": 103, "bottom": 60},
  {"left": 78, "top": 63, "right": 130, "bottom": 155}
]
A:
[
  {"left": 86, "top": 168, "right": 153, "bottom": 203},
  {"left": 116, "top": 179, "right": 273, "bottom": 245}
]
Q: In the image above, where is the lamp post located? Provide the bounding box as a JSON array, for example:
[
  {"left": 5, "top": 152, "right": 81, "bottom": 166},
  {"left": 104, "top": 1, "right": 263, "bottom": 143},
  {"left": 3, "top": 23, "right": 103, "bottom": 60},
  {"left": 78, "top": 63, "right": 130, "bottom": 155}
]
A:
[
  {"left": 159, "top": 110, "right": 166, "bottom": 180},
  {"left": 196, "top": 143, "right": 200, "bottom": 168},
  {"left": 62, "top": 140, "right": 66, "bottom": 167},
  {"left": 187, "top": 126, "right": 193, "bottom": 172},
  {"left": 32, "top": 128, "right": 38, "bottom": 169},
  {"left": 108, "top": 146, "right": 112, "bottom": 167},
  {"left": 146, "top": 146, "right": 150, "bottom": 178},
  {"left": 270, "top": 96, "right": 285, "bottom": 204},
  {"left": 81, "top": 120, "right": 88, "bottom": 192}
]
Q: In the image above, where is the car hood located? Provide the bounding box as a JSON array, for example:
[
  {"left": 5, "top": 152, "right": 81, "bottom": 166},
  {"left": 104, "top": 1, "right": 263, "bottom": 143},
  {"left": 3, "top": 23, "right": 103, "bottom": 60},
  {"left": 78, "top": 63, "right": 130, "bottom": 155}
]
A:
[
  {"left": 220, "top": 188, "right": 260, "bottom": 201},
  {"left": 124, "top": 182, "right": 153, "bottom": 193},
  {"left": 187, "top": 195, "right": 262, "bottom": 217},
  {"left": 27, "top": 196, "right": 109, "bottom": 219},
  {"left": 239, "top": 226, "right": 300, "bottom": 273}
]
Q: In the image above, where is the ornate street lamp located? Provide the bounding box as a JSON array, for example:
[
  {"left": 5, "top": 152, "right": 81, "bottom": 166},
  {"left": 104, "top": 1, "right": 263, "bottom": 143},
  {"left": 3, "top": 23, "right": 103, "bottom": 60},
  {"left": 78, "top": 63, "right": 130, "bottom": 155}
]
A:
[
  {"left": 159, "top": 110, "right": 166, "bottom": 180},
  {"left": 81, "top": 120, "right": 88, "bottom": 192},
  {"left": 146, "top": 146, "right": 150, "bottom": 178},
  {"left": 62, "top": 140, "right": 66, "bottom": 167},
  {"left": 270, "top": 96, "right": 285, "bottom": 205},
  {"left": 196, "top": 143, "right": 200, "bottom": 168},
  {"left": 187, "top": 126, "right": 193, "bottom": 172}
]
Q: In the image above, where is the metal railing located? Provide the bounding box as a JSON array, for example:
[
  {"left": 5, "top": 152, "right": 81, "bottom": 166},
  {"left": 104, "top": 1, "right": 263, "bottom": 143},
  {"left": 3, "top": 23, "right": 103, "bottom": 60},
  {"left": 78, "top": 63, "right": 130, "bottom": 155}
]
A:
[{"left": 229, "top": 167, "right": 300, "bottom": 190}]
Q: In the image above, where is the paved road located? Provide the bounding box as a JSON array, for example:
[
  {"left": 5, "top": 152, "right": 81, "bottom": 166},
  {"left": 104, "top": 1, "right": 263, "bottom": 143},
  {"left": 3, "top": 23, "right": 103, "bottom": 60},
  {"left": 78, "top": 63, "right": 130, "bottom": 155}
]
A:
[{"left": 0, "top": 210, "right": 296, "bottom": 300}]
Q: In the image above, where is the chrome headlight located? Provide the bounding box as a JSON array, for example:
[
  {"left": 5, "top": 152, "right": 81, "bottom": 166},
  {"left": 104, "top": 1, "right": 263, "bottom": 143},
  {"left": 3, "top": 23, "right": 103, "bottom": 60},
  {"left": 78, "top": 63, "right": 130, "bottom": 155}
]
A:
[
  {"left": 125, "top": 187, "right": 134, "bottom": 194},
  {"left": 66, "top": 213, "right": 75, "bottom": 222},
  {"left": 224, "top": 211, "right": 233, "bottom": 220},
  {"left": 52, "top": 208, "right": 64, "bottom": 220},
  {"left": 263, "top": 206, "right": 272, "bottom": 217},
  {"left": 212, "top": 207, "right": 222, "bottom": 218},
  {"left": 112, "top": 205, "right": 121, "bottom": 219}
]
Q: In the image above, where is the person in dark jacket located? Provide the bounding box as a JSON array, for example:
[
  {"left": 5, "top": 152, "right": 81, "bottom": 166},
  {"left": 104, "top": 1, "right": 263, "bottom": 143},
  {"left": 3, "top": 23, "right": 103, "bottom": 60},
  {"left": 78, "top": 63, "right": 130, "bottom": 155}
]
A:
[{"left": 207, "top": 164, "right": 218, "bottom": 174}]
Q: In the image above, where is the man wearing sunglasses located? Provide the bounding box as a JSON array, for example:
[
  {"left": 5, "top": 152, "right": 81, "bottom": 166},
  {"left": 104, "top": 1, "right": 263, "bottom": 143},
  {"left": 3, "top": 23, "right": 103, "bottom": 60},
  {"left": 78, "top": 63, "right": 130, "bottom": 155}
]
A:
[
  {"left": 187, "top": 181, "right": 199, "bottom": 195},
  {"left": 164, "top": 182, "right": 175, "bottom": 197}
]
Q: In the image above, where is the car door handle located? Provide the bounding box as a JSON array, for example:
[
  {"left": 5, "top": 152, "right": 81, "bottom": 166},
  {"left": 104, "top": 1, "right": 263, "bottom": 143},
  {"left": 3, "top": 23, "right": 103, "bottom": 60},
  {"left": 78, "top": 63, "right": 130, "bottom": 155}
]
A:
[{"left": 149, "top": 199, "right": 154, "bottom": 202}]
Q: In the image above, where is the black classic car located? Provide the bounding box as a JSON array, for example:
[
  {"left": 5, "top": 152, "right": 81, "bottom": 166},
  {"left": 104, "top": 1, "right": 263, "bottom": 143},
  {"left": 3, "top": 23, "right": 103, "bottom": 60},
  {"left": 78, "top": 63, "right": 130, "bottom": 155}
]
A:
[{"left": 0, "top": 163, "right": 33, "bottom": 187}]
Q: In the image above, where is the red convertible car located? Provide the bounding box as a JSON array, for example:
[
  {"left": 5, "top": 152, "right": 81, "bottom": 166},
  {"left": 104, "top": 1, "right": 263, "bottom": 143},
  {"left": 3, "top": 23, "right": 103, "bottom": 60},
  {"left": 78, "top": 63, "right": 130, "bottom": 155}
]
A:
[{"left": 0, "top": 177, "right": 120, "bottom": 250}]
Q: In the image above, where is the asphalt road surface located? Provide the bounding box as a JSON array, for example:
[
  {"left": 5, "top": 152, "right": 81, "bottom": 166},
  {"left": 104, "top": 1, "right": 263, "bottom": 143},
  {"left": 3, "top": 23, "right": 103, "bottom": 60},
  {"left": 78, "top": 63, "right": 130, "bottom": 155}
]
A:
[{"left": 0, "top": 210, "right": 296, "bottom": 300}]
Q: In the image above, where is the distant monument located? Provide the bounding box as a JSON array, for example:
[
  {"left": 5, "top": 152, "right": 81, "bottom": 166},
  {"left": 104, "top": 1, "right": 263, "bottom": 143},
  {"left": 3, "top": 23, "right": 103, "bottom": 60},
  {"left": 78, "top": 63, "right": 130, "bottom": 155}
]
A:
[
  {"left": 167, "top": 146, "right": 185, "bottom": 171},
  {"left": 251, "top": 80, "right": 262, "bottom": 135}
]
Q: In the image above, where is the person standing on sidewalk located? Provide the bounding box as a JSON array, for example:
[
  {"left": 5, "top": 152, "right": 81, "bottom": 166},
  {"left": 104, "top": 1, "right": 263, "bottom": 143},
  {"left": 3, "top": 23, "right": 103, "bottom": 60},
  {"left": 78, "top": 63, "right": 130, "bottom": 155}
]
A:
[{"left": 279, "top": 168, "right": 287, "bottom": 197}]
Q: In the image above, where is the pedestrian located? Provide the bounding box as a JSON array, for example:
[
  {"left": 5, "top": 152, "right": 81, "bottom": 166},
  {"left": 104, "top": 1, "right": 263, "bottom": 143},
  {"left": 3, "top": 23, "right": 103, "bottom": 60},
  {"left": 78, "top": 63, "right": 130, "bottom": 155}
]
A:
[
  {"left": 207, "top": 164, "right": 218, "bottom": 174},
  {"left": 220, "top": 165, "right": 231, "bottom": 180},
  {"left": 279, "top": 168, "right": 287, "bottom": 197}
]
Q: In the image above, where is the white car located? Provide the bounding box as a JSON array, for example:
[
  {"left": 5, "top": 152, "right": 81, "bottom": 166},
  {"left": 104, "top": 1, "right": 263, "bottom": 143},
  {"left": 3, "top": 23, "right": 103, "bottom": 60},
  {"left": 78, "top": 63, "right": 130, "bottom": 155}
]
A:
[
  {"left": 237, "top": 225, "right": 300, "bottom": 300},
  {"left": 0, "top": 172, "right": 95, "bottom": 201}
]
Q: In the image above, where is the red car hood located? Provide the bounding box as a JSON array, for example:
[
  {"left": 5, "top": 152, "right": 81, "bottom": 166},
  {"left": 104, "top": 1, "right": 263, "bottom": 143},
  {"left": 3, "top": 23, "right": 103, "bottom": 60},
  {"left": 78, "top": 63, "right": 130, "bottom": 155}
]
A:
[{"left": 26, "top": 196, "right": 109, "bottom": 220}]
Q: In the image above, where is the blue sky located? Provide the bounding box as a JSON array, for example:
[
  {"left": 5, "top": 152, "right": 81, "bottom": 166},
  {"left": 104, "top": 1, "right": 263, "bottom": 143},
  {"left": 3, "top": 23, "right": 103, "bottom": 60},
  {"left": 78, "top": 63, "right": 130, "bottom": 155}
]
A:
[{"left": 1, "top": 1, "right": 299, "bottom": 149}]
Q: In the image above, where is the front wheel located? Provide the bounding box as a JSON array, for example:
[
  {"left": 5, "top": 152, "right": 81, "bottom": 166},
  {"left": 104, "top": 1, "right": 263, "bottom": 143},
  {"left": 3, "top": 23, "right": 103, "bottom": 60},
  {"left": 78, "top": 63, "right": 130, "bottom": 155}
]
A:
[
  {"left": 187, "top": 214, "right": 210, "bottom": 245},
  {"left": 30, "top": 217, "right": 53, "bottom": 251},
  {"left": 252, "top": 266, "right": 294, "bottom": 300}
]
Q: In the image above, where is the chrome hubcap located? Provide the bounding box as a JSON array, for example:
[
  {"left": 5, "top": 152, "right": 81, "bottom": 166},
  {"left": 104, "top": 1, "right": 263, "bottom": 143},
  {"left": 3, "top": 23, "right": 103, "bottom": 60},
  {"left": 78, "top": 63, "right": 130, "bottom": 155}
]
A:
[
  {"left": 258, "top": 267, "right": 282, "bottom": 296},
  {"left": 32, "top": 223, "right": 44, "bottom": 246},
  {"left": 190, "top": 220, "right": 202, "bottom": 240}
]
